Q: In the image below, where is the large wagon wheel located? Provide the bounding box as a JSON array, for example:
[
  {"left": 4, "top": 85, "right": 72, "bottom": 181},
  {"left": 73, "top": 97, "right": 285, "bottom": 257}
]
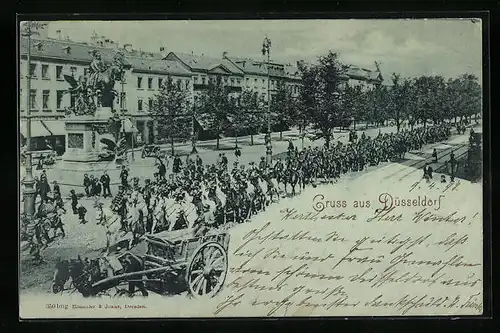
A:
[{"left": 186, "top": 242, "right": 228, "bottom": 298}]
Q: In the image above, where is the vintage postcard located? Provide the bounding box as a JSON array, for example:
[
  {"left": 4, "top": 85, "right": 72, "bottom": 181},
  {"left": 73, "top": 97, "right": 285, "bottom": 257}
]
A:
[{"left": 18, "top": 18, "right": 485, "bottom": 318}]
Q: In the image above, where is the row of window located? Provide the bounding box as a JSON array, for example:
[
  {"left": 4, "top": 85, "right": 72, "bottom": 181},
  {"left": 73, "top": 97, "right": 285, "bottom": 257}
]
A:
[
  {"left": 24, "top": 64, "right": 301, "bottom": 94},
  {"left": 20, "top": 89, "right": 127, "bottom": 111},
  {"left": 26, "top": 63, "right": 81, "bottom": 80},
  {"left": 137, "top": 76, "right": 191, "bottom": 90}
]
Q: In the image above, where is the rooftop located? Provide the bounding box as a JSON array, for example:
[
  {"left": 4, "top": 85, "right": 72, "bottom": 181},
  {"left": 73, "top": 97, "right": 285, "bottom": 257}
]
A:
[
  {"left": 19, "top": 37, "right": 132, "bottom": 66},
  {"left": 167, "top": 52, "right": 244, "bottom": 75}
]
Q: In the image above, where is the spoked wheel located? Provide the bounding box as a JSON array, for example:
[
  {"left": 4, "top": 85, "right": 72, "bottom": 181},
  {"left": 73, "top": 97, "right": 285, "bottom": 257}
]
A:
[{"left": 186, "top": 242, "right": 228, "bottom": 298}]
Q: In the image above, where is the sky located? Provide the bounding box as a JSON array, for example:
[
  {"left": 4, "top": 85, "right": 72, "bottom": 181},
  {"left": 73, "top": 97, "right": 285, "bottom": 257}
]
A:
[{"left": 39, "top": 19, "right": 483, "bottom": 81}]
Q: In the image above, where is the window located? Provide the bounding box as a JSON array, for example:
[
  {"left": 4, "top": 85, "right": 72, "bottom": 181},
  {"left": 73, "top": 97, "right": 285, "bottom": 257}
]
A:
[
  {"left": 120, "top": 92, "right": 126, "bottom": 109},
  {"left": 148, "top": 77, "right": 153, "bottom": 89},
  {"left": 56, "top": 66, "right": 63, "bottom": 79},
  {"left": 262, "top": 79, "right": 265, "bottom": 84},
  {"left": 70, "top": 67, "right": 77, "bottom": 77},
  {"left": 42, "top": 90, "right": 50, "bottom": 110},
  {"left": 138, "top": 98, "right": 143, "bottom": 111},
  {"left": 271, "top": 80, "right": 275, "bottom": 86},
  {"left": 84, "top": 68, "right": 89, "bottom": 77},
  {"left": 148, "top": 98, "right": 153, "bottom": 110},
  {"left": 185, "top": 80, "right": 190, "bottom": 89},
  {"left": 56, "top": 90, "right": 64, "bottom": 109},
  {"left": 202, "top": 77, "right": 206, "bottom": 85},
  {"left": 29, "top": 64, "right": 37, "bottom": 77},
  {"left": 237, "top": 79, "right": 241, "bottom": 85},
  {"left": 137, "top": 77, "right": 143, "bottom": 89},
  {"left": 42, "top": 65, "right": 49, "bottom": 79},
  {"left": 194, "top": 76, "right": 199, "bottom": 83},
  {"left": 29, "top": 90, "right": 36, "bottom": 110},
  {"left": 231, "top": 78, "right": 235, "bottom": 85},
  {"left": 158, "top": 78, "right": 163, "bottom": 89}
]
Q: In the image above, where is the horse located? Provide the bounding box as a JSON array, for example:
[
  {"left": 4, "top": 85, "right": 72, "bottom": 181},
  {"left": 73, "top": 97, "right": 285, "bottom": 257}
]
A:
[
  {"left": 95, "top": 206, "right": 133, "bottom": 254},
  {"left": 125, "top": 205, "right": 146, "bottom": 248},
  {"left": 52, "top": 253, "right": 148, "bottom": 297},
  {"left": 283, "top": 167, "right": 302, "bottom": 196},
  {"left": 149, "top": 195, "right": 166, "bottom": 234}
]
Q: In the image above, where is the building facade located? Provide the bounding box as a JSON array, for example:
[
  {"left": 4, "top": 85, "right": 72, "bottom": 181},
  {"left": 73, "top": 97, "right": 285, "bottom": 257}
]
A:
[{"left": 19, "top": 33, "right": 383, "bottom": 154}]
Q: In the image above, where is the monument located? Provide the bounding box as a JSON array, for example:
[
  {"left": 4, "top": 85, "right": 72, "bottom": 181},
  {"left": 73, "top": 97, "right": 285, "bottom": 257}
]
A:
[{"left": 55, "top": 50, "right": 129, "bottom": 190}]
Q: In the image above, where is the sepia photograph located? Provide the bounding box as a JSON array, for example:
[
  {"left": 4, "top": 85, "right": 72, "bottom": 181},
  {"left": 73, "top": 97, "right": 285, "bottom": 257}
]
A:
[{"left": 18, "top": 18, "right": 485, "bottom": 318}]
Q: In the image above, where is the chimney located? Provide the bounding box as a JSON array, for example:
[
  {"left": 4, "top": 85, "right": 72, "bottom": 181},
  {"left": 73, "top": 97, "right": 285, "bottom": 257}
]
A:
[
  {"left": 222, "top": 51, "right": 228, "bottom": 59},
  {"left": 160, "top": 46, "right": 167, "bottom": 59},
  {"left": 56, "top": 30, "right": 62, "bottom": 40},
  {"left": 123, "top": 44, "right": 133, "bottom": 52}
]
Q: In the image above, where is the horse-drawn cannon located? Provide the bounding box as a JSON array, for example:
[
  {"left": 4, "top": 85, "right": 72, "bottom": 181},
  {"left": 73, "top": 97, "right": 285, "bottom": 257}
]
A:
[
  {"left": 141, "top": 145, "right": 161, "bottom": 159},
  {"left": 52, "top": 228, "right": 230, "bottom": 299}
]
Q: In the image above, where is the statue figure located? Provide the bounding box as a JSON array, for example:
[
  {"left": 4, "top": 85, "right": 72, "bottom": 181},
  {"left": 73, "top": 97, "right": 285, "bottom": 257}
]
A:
[
  {"left": 88, "top": 50, "right": 107, "bottom": 93},
  {"left": 64, "top": 49, "right": 125, "bottom": 114}
]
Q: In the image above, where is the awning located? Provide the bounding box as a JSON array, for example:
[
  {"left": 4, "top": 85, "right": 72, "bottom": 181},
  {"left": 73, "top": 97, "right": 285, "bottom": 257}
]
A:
[
  {"left": 20, "top": 120, "right": 52, "bottom": 138},
  {"left": 42, "top": 120, "right": 66, "bottom": 136},
  {"left": 122, "top": 119, "right": 139, "bottom": 133}
]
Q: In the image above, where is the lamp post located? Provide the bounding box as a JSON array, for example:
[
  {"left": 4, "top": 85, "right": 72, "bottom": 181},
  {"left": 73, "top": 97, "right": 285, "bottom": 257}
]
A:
[
  {"left": 262, "top": 36, "right": 272, "bottom": 165},
  {"left": 191, "top": 97, "right": 198, "bottom": 154},
  {"left": 21, "top": 22, "right": 44, "bottom": 217}
]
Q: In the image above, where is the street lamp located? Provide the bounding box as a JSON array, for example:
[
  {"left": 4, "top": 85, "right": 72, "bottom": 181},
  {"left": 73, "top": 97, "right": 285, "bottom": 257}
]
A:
[
  {"left": 262, "top": 36, "right": 272, "bottom": 165},
  {"left": 21, "top": 21, "right": 46, "bottom": 217}
]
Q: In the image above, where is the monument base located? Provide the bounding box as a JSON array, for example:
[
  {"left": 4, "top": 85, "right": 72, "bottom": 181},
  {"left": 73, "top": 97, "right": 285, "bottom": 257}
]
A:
[{"left": 54, "top": 160, "right": 123, "bottom": 195}]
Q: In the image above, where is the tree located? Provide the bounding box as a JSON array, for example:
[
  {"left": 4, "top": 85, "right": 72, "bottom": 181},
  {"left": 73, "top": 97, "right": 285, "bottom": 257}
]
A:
[
  {"left": 413, "top": 75, "right": 447, "bottom": 127},
  {"left": 197, "top": 76, "right": 232, "bottom": 150},
  {"left": 149, "top": 76, "right": 191, "bottom": 155},
  {"left": 232, "top": 89, "right": 263, "bottom": 146},
  {"left": 298, "top": 51, "right": 346, "bottom": 148},
  {"left": 340, "top": 83, "right": 365, "bottom": 130},
  {"left": 389, "top": 73, "right": 413, "bottom": 132},
  {"left": 271, "top": 81, "right": 295, "bottom": 140}
]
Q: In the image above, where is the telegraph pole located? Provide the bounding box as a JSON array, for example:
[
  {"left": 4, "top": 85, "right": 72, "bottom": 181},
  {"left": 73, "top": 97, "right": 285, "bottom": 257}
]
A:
[
  {"left": 262, "top": 36, "right": 272, "bottom": 165},
  {"left": 21, "top": 22, "right": 40, "bottom": 217}
]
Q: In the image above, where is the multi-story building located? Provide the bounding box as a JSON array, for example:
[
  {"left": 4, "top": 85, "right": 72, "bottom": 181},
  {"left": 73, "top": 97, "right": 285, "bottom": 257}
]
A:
[
  {"left": 19, "top": 36, "right": 136, "bottom": 153},
  {"left": 19, "top": 37, "right": 195, "bottom": 152},
  {"left": 19, "top": 32, "right": 383, "bottom": 154},
  {"left": 165, "top": 51, "right": 244, "bottom": 99}
]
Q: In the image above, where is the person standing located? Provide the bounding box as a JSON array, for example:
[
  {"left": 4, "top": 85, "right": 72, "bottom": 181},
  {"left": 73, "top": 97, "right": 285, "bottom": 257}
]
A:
[
  {"left": 120, "top": 165, "right": 129, "bottom": 188},
  {"left": 83, "top": 174, "right": 91, "bottom": 197},
  {"left": 70, "top": 189, "right": 78, "bottom": 215},
  {"left": 221, "top": 153, "right": 228, "bottom": 170},
  {"left": 100, "top": 171, "right": 111, "bottom": 198},
  {"left": 196, "top": 155, "right": 203, "bottom": 168},
  {"left": 432, "top": 149, "right": 438, "bottom": 163},
  {"left": 77, "top": 203, "right": 88, "bottom": 224},
  {"left": 157, "top": 157, "right": 166, "bottom": 179},
  {"left": 52, "top": 181, "right": 66, "bottom": 213},
  {"left": 235, "top": 147, "right": 241, "bottom": 160},
  {"left": 39, "top": 170, "right": 50, "bottom": 203},
  {"left": 173, "top": 154, "right": 182, "bottom": 174},
  {"left": 90, "top": 175, "right": 98, "bottom": 197}
]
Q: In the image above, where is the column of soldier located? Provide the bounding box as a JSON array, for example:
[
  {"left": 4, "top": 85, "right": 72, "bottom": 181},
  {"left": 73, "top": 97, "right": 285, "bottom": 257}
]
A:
[{"left": 22, "top": 122, "right": 453, "bottom": 265}]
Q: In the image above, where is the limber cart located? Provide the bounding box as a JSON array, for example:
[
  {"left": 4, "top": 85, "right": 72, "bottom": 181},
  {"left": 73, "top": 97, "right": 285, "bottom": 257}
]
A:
[{"left": 91, "top": 228, "right": 230, "bottom": 298}]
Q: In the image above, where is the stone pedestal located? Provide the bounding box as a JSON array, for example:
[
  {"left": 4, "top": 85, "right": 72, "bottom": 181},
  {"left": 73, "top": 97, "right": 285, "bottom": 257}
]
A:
[{"left": 54, "top": 108, "right": 122, "bottom": 191}]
